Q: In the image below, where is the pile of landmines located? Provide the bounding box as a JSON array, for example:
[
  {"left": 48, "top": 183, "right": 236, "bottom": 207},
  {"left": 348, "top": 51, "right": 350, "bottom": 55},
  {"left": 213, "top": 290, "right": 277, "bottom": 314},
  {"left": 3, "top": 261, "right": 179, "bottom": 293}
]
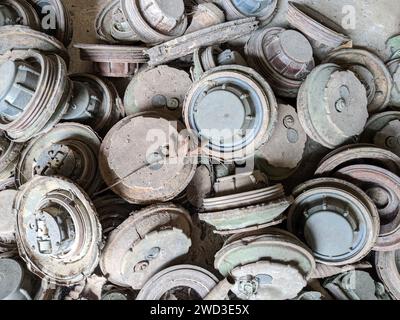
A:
[{"left": 0, "top": 0, "right": 399, "bottom": 300}]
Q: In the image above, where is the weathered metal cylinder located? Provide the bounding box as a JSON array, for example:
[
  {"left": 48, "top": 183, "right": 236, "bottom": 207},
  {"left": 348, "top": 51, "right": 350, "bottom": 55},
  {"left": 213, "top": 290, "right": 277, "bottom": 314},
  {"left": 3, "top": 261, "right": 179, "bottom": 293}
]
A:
[
  {"left": 245, "top": 27, "right": 315, "bottom": 98},
  {"left": 121, "top": 0, "right": 187, "bottom": 44},
  {"left": 0, "top": 50, "right": 71, "bottom": 143}
]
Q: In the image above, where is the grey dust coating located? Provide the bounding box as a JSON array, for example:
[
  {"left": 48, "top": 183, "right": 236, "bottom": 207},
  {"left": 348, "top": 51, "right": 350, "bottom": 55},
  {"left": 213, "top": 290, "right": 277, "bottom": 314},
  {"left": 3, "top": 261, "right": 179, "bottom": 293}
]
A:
[{"left": 1, "top": 0, "right": 400, "bottom": 301}]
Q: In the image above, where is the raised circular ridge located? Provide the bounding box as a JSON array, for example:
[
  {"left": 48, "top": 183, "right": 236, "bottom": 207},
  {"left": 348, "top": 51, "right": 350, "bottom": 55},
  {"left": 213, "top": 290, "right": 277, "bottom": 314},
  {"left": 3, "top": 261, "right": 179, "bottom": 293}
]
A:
[{"left": 14, "top": 176, "right": 102, "bottom": 286}]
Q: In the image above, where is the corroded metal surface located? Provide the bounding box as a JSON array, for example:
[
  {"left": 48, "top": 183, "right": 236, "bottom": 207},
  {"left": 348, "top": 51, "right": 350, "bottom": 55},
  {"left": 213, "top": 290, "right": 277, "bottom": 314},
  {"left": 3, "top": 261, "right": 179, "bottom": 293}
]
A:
[
  {"left": 124, "top": 65, "right": 192, "bottom": 118},
  {"left": 245, "top": 27, "right": 314, "bottom": 98},
  {"left": 14, "top": 176, "right": 102, "bottom": 286},
  {"left": 93, "top": 195, "right": 135, "bottom": 240},
  {"left": 230, "top": 260, "right": 307, "bottom": 300},
  {"left": 0, "top": 50, "right": 71, "bottom": 142},
  {"left": 100, "top": 203, "right": 192, "bottom": 290},
  {"left": 325, "top": 49, "right": 393, "bottom": 114},
  {"left": 15, "top": 123, "right": 102, "bottom": 195},
  {"left": 185, "top": 3, "right": 225, "bottom": 34},
  {"left": 287, "top": 2, "right": 350, "bottom": 49},
  {"left": 146, "top": 18, "right": 259, "bottom": 66},
  {"left": 67, "top": 73, "right": 125, "bottom": 135},
  {"left": 0, "top": 190, "right": 17, "bottom": 253},
  {"left": 0, "top": 25, "right": 69, "bottom": 62},
  {"left": 315, "top": 144, "right": 400, "bottom": 176},
  {"left": 74, "top": 43, "right": 147, "bottom": 77},
  {"left": 99, "top": 112, "right": 197, "bottom": 204},
  {"left": 297, "top": 63, "right": 368, "bottom": 149},
  {"left": 336, "top": 165, "right": 400, "bottom": 251},
  {"left": 121, "top": 0, "right": 188, "bottom": 44},
  {"left": 216, "top": 0, "right": 278, "bottom": 25},
  {"left": 0, "top": 130, "right": 23, "bottom": 181},
  {"left": 255, "top": 104, "right": 307, "bottom": 180},
  {"left": 216, "top": 228, "right": 315, "bottom": 277},
  {"left": 375, "top": 250, "right": 400, "bottom": 300},
  {"left": 361, "top": 111, "right": 400, "bottom": 157},
  {"left": 323, "top": 270, "right": 390, "bottom": 300}
]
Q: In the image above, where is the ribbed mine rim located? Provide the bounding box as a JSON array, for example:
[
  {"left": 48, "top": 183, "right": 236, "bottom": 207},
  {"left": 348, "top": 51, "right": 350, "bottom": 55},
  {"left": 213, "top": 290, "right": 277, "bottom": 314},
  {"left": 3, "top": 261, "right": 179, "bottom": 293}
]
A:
[
  {"left": 245, "top": 27, "right": 303, "bottom": 98},
  {"left": 324, "top": 48, "right": 393, "bottom": 114},
  {"left": 336, "top": 164, "right": 400, "bottom": 251},
  {"left": 315, "top": 144, "right": 400, "bottom": 176},
  {"left": 15, "top": 123, "right": 102, "bottom": 195},
  {"left": 215, "top": 228, "right": 315, "bottom": 278},
  {"left": 0, "top": 25, "right": 69, "bottom": 63},
  {"left": 121, "top": 0, "right": 187, "bottom": 44},
  {"left": 202, "top": 184, "right": 285, "bottom": 211},
  {"left": 287, "top": 1, "right": 350, "bottom": 47},
  {"left": 288, "top": 178, "right": 379, "bottom": 266},
  {"left": 0, "top": 50, "right": 70, "bottom": 143},
  {"left": 136, "top": 265, "right": 218, "bottom": 300},
  {"left": 375, "top": 250, "right": 400, "bottom": 300},
  {"left": 14, "top": 176, "right": 102, "bottom": 286},
  {"left": 75, "top": 43, "right": 147, "bottom": 63}
]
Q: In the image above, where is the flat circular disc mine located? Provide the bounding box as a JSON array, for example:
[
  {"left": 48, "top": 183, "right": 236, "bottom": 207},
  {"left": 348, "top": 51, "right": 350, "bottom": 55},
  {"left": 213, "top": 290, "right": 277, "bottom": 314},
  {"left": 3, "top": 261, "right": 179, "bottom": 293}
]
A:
[
  {"left": 256, "top": 104, "right": 307, "bottom": 180},
  {"left": 100, "top": 203, "right": 192, "bottom": 288},
  {"left": 16, "top": 123, "right": 102, "bottom": 195},
  {"left": 124, "top": 66, "right": 192, "bottom": 118},
  {"left": 289, "top": 178, "right": 380, "bottom": 265},
  {"left": 100, "top": 113, "right": 197, "bottom": 204},
  {"left": 297, "top": 63, "right": 368, "bottom": 149},
  {"left": 14, "top": 176, "right": 102, "bottom": 286},
  {"left": 215, "top": 229, "right": 315, "bottom": 278}
]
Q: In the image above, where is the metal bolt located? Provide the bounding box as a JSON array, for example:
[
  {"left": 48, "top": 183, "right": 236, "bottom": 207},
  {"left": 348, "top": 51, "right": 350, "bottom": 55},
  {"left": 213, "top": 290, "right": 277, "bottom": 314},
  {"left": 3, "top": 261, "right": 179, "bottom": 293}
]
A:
[
  {"left": 283, "top": 115, "right": 295, "bottom": 128},
  {"left": 134, "top": 261, "right": 149, "bottom": 272},
  {"left": 335, "top": 98, "right": 346, "bottom": 113},
  {"left": 385, "top": 136, "right": 397, "bottom": 149},
  {"left": 167, "top": 98, "right": 179, "bottom": 110}
]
